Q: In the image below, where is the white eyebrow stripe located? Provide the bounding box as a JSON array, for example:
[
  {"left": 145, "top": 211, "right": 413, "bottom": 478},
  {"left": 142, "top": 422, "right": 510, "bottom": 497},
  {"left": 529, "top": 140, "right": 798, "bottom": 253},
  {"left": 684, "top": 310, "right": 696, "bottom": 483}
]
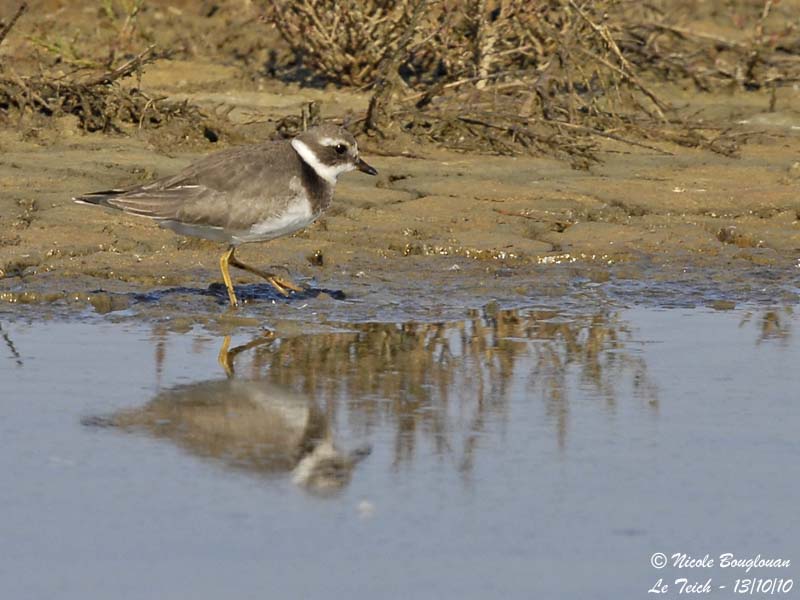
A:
[{"left": 319, "top": 137, "right": 347, "bottom": 146}]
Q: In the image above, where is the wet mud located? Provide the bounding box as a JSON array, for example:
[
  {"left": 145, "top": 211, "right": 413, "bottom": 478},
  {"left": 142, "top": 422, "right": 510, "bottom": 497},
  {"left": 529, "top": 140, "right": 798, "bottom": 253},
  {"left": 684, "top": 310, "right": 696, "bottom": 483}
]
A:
[
  {"left": 1, "top": 117, "right": 799, "bottom": 321},
  {"left": 0, "top": 3, "right": 798, "bottom": 320}
]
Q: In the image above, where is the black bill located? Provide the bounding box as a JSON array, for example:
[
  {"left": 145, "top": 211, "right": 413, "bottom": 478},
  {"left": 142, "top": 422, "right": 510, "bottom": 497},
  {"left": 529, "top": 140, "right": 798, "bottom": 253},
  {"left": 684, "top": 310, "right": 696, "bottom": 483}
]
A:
[{"left": 356, "top": 157, "right": 378, "bottom": 176}]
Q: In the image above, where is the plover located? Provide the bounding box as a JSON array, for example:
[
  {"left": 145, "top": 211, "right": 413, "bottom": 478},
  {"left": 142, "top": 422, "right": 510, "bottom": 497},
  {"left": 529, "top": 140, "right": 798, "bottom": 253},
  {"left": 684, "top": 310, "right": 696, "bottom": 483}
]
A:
[
  {"left": 74, "top": 125, "right": 378, "bottom": 307},
  {"left": 82, "top": 378, "right": 371, "bottom": 493}
]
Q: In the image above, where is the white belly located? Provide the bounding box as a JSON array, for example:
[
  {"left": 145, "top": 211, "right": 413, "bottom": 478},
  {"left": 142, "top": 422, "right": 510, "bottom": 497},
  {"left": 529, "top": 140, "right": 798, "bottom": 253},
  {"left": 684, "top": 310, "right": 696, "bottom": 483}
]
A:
[{"left": 246, "top": 197, "right": 315, "bottom": 240}]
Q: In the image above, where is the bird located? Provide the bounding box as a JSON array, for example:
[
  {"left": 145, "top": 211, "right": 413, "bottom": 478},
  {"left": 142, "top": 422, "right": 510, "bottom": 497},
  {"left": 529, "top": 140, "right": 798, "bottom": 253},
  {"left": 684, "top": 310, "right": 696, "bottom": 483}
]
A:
[
  {"left": 82, "top": 377, "right": 371, "bottom": 493},
  {"left": 74, "top": 124, "right": 378, "bottom": 307}
]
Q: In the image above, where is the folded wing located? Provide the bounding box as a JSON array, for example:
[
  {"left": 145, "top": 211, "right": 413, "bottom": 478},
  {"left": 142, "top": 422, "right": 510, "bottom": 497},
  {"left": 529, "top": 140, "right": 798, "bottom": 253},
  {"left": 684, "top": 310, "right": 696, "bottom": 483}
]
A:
[{"left": 73, "top": 141, "right": 296, "bottom": 229}]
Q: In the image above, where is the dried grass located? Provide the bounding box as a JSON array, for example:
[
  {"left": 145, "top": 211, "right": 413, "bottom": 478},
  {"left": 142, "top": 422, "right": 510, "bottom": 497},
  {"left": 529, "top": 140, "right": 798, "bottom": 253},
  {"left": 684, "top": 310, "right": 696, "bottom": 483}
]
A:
[
  {"left": 264, "top": 0, "right": 798, "bottom": 164},
  {"left": 268, "top": 0, "right": 424, "bottom": 86},
  {"left": 0, "top": 2, "right": 223, "bottom": 142},
  {"left": 622, "top": 0, "right": 800, "bottom": 92}
]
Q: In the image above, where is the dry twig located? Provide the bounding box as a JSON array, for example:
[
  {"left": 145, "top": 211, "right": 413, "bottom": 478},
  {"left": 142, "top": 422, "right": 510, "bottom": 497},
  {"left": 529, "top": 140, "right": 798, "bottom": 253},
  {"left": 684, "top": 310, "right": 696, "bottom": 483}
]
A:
[{"left": 0, "top": 2, "right": 26, "bottom": 48}]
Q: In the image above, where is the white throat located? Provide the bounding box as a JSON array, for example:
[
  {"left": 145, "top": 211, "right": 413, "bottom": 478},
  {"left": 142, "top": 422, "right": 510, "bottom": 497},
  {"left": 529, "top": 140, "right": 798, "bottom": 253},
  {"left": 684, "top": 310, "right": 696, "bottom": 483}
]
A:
[
  {"left": 291, "top": 139, "right": 354, "bottom": 184},
  {"left": 292, "top": 439, "right": 340, "bottom": 487}
]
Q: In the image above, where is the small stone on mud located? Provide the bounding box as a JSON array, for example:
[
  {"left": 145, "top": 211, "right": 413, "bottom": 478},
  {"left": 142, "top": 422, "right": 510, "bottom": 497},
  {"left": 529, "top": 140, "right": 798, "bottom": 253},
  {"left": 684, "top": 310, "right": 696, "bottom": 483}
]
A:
[{"left": 307, "top": 250, "right": 324, "bottom": 266}]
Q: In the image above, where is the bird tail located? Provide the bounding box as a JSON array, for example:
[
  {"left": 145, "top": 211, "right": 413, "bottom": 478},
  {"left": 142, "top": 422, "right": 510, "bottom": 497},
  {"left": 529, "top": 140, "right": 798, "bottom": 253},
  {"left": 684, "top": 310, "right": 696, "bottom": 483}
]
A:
[{"left": 72, "top": 190, "right": 127, "bottom": 209}]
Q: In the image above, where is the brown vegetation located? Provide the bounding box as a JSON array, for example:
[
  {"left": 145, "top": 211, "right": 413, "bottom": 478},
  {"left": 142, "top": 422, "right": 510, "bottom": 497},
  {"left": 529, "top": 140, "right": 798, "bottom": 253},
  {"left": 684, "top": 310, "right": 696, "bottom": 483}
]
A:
[
  {"left": 1, "top": 1, "right": 798, "bottom": 163},
  {"left": 265, "top": 0, "right": 800, "bottom": 164},
  {"left": 0, "top": 2, "right": 222, "bottom": 143}
]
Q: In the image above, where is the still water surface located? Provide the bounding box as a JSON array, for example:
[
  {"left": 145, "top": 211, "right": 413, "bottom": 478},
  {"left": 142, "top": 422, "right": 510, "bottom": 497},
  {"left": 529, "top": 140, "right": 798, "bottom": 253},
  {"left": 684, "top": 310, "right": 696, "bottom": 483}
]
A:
[{"left": 1, "top": 305, "right": 798, "bottom": 599}]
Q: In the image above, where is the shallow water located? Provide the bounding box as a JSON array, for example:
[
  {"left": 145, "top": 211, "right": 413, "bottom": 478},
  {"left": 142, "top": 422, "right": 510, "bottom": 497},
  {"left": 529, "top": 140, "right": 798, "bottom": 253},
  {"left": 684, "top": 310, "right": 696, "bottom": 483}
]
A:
[{"left": 1, "top": 303, "right": 798, "bottom": 599}]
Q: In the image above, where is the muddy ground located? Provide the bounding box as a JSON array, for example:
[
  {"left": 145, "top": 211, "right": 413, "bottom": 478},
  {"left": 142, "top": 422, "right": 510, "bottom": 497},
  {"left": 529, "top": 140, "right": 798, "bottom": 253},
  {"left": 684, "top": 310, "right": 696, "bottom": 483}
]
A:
[{"left": 1, "top": 2, "right": 799, "bottom": 319}]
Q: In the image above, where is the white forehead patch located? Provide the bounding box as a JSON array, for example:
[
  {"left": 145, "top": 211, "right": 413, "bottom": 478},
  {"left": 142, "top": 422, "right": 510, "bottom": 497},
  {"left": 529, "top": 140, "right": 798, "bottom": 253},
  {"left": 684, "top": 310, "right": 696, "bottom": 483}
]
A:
[
  {"left": 319, "top": 137, "right": 347, "bottom": 146},
  {"left": 292, "top": 138, "right": 354, "bottom": 184}
]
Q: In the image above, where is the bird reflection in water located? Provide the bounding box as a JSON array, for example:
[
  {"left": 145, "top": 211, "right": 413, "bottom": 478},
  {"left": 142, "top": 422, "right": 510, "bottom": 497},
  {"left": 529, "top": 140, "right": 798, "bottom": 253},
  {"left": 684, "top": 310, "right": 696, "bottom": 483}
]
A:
[
  {"left": 88, "top": 306, "right": 662, "bottom": 488},
  {"left": 83, "top": 334, "right": 371, "bottom": 494}
]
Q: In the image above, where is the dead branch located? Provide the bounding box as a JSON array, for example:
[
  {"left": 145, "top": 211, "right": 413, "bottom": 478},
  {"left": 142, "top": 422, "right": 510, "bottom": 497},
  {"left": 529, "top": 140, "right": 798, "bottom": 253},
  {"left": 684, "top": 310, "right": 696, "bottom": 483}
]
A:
[
  {"left": 364, "top": 0, "right": 428, "bottom": 134},
  {"left": 568, "top": 0, "right": 669, "bottom": 119},
  {"left": 0, "top": 2, "right": 27, "bottom": 48},
  {"left": 80, "top": 44, "right": 156, "bottom": 86}
]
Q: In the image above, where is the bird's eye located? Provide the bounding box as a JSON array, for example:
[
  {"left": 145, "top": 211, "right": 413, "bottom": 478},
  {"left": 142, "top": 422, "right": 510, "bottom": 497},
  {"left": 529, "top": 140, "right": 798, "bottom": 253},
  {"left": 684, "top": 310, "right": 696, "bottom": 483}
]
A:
[{"left": 334, "top": 144, "right": 347, "bottom": 155}]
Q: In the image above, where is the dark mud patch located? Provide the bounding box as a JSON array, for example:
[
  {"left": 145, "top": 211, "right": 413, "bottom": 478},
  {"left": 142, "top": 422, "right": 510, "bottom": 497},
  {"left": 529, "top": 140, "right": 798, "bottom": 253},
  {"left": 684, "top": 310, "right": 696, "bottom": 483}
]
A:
[
  {"left": 153, "top": 282, "right": 346, "bottom": 307},
  {"left": 0, "top": 280, "right": 347, "bottom": 316}
]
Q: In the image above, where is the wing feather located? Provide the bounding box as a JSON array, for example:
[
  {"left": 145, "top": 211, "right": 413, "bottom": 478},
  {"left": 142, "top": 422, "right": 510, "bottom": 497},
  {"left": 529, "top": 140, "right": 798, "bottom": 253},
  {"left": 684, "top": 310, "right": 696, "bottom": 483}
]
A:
[{"left": 74, "top": 139, "right": 302, "bottom": 230}]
